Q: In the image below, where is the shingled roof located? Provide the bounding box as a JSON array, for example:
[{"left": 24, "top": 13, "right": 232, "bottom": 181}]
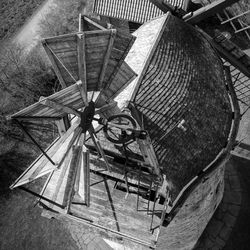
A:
[
  {"left": 115, "top": 13, "right": 233, "bottom": 198},
  {"left": 93, "top": 0, "right": 164, "bottom": 23}
]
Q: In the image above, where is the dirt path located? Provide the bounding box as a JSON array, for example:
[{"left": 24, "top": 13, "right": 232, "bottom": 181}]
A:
[{"left": 13, "top": 0, "right": 56, "bottom": 53}]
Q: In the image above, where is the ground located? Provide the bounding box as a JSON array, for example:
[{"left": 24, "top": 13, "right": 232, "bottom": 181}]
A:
[{"left": 0, "top": 1, "right": 250, "bottom": 250}]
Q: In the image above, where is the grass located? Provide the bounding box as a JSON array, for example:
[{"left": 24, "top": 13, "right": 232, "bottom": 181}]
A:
[{"left": 0, "top": 0, "right": 45, "bottom": 41}]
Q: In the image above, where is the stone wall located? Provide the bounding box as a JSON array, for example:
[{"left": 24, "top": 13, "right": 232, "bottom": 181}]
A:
[{"left": 156, "top": 162, "right": 226, "bottom": 250}]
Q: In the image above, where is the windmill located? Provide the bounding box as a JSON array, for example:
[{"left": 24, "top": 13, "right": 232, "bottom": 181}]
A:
[
  {"left": 9, "top": 16, "right": 164, "bottom": 214},
  {"left": 7, "top": 3, "right": 246, "bottom": 248}
]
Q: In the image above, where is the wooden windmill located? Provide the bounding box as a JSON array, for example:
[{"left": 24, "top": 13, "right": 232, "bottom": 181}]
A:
[
  {"left": 8, "top": 1, "right": 248, "bottom": 248},
  {"left": 9, "top": 16, "right": 163, "bottom": 215}
]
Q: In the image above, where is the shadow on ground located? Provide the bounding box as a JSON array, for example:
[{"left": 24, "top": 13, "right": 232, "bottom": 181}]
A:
[{"left": 0, "top": 149, "right": 79, "bottom": 250}]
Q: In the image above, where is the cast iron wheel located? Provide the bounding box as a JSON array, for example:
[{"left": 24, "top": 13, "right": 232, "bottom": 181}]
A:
[{"left": 103, "top": 114, "right": 137, "bottom": 144}]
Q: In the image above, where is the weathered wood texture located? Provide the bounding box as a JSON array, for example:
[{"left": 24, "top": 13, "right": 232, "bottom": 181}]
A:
[
  {"left": 38, "top": 138, "right": 161, "bottom": 244},
  {"left": 10, "top": 121, "right": 80, "bottom": 188},
  {"left": 80, "top": 16, "right": 137, "bottom": 105},
  {"left": 42, "top": 26, "right": 136, "bottom": 92},
  {"left": 183, "top": 0, "right": 239, "bottom": 24},
  {"left": 10, "top": 83, "right": 84, "bottom": 119},
  {"left": 40, "top": 132, "right": 84, "bottom": 211},
  {"left": 93, "top": 0, "right": 164, "bottom": 24},
  {"left": 43, "top": 31, "right": 112, "bottom": 90},
  {"left": 156, "top": 163, "right": 225, "bottom": 250}
]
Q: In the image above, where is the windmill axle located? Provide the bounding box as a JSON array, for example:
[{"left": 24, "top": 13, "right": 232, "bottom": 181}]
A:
[{"left": 79, "top": 101, "right": 95, "bottom": 133}]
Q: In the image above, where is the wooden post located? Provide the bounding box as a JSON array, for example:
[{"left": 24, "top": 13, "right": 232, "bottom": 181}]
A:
[
  {"left": 64, "top": 146, "right": 82, "bottom": 211},
  {"left": 183, "top": 0, "right": 239, "bottom": 24},
  {"left": 98, "top": 29, "right": 116, "bottom": 90},
  {"left": 77, "top": 34, "right": 88, "bottom": 103}
]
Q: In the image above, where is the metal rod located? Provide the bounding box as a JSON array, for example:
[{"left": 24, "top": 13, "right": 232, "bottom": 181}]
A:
[
  {"left": 136, "top": 163, "right": 142, "bottom": 211},
  {"left": 34, "top": 170, "right": 55, "bottom": 207},
  {"left": 147, "top": 176, "right": 153, "bottom": 215},
  {"left": 14, "top": 119, "right": 55, "bottom": 165},
  {"left": 122, "top": 143, "right": 130, "bottom": 196},
  {"left": 156, "top": 191, "right": 170, "bottom": 242},
  {"left": 18, "top": 186, "right": 64, "bottom": 208},
  {"left": 150, "top": 182, "right": 159, "bottom": 231}
]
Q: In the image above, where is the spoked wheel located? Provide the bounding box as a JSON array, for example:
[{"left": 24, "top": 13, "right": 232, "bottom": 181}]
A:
[{"left": 103, "top": 114, "right": 137, "bottom": 144}]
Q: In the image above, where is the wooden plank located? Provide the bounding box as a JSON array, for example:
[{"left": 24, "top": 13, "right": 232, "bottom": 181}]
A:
[
  {"left": 40, "top": 99, "right": 80, "bottom": 117},
  {"left": 83, "top": 149, "right": 90, "bottom": 207},
  {"left": 76, "top": 81, "right": 88, "bottom": 106},
  {"left": 47, "top": 146, "right": 74, "bottom": 210},
  {"left": 89, "top": 125, "right": 110, "bottom": 172},
  {"left": 75, "top": 147, "right": 90, "bottom": 206},
  {"left": 98, "top": 29, "right": 116, "bottom": 89},
  {"left": 10, "top": 121, "right": 80, "bottom": 188},
  {"left": 183, "top": 0, "right": 239, "bottom": 24},
  {"left": 43, "top": 33, "right": 78, "bottom": 44},
  {"left": 77, "top": 33, "right": 88, "bottom": 105},
  {"left": 11, "top": 83, "right": 81, "bottom": 118},
  {"left": 28, "top": 126, "right": 82, "bottom": 182},
  {"left": 137, "top": 136, "right": 161, "bottom": 177},
  {"left": 42, "top": 41, "right": 67, "bottom": 88},
  {"left": 83, "top": 16, "right": 107, "bottom": 31},
  {"left": 64, "top": 146, "right": 82, "bottom": 210}
]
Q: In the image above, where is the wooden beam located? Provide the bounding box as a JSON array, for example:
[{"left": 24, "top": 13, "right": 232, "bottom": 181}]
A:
[
  {"left": 64, "top": 145, "right": 82, "bottom": 211},
  {"left": 28, "top": 126, "right": 82, "bottom": 182},
  {"left": 137, "top": 136, "right": 161, "bottom": 177},
  {"left": 224, "top": 66, "right": 240, "bottom": 113},
  {"left": 89, "top": 125, "right": 110, "bottom": 172},
  {"left": 98, "top": 29, "right": 116, "bottom": 90},
  {"left": 40, "top": 99, "right": 80, "bottom": 117},
  {"left": 42, "top": 41, "right": 67, "bottom": 88},
  {"left": 76, "top": 81, "right": 88, "bottom": 106},
  {"left": 197, "top": 28, "right": 250, "bottom": 79},
  {"left": 83, "top": 16, "right": 107, "bottom": 31},
  {"left": 79, "top": 13, "right": 83, "bottom": 32},
  {"left": 150, "top": 0, "right": 181, "bottom": 12},
  {"left": 81, "top": 147, "right": 90, "bottom": 207},
  {"left": 183, "top": 0, "right": 239, "bottom": 24},
  {"left": 77, "top": 34, "right": 88, "bottom": 103}
]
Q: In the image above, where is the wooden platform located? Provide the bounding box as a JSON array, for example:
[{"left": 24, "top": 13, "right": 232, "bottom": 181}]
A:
[{"left": 39, "top": 150, "right": 163, "bottom": 246}]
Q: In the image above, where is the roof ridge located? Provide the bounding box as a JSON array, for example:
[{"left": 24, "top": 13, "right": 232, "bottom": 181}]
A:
[{"left": 130, "top": 12, "right": 171, "bottom": 102}]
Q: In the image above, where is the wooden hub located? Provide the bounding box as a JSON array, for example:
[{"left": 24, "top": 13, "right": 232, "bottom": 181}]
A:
[{"left": 79, "top": 101, "right": 95, "bottom": 133}]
